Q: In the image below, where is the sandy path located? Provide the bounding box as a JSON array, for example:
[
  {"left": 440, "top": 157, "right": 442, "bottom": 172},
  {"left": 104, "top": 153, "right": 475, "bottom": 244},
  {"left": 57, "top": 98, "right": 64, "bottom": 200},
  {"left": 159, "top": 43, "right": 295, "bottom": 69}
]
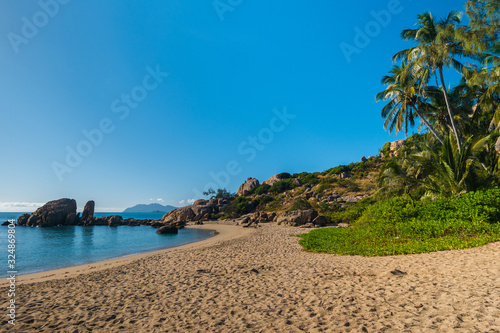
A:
[{"left": 2, "top": 224, "right": 500, "bottom": 332}]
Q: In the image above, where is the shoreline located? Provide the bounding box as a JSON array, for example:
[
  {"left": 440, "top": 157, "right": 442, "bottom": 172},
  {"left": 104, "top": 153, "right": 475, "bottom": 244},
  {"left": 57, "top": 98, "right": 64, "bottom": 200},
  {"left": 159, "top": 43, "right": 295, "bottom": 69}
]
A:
[{"left": 0, "top": 224, "right": 254, "bottom": 286}]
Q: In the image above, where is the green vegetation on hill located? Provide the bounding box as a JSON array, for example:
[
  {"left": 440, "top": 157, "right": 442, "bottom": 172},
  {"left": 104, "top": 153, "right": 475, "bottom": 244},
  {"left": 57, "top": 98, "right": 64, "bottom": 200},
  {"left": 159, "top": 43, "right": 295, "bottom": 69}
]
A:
[{"left": 298, "top": 189, "right": 500, "bottom": 256}]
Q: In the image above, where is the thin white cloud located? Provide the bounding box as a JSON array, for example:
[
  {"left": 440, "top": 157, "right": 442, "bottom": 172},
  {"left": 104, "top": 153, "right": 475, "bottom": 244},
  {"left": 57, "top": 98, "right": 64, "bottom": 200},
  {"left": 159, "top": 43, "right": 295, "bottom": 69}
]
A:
[
  {"left": 187, "top": 199, "right": 195, "bottom": 205},
  {"left": 178, "top": 200, "right": 185, "bottom": 205},
  {"left": 156, "top": 198, "right": 164, "bottom": 202},
  {"left": 0, "top": 202, "right": 44, "bottom": 212}
]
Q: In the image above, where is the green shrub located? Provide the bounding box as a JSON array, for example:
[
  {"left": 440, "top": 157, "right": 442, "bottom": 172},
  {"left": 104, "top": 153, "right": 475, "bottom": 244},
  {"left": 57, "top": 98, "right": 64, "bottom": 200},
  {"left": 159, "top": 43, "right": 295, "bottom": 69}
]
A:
[
  {"left": 290, "top": 197, "right": 312, "bottom": 211},
  {"left": 381, "top": 142, "right": 391, "bottom": 158},
  {"left": 278, "top": 172, "right": 292, "bottom": 179},
  {"left": 347, "top": 182, "right": 360, "bottom": 192},
  {"left": 327, "top": 165, "right": 351, "bottom": 176},
  {"left": 269, "top": 179, "right": 297, "bottom": 193},
  {"left": 222, "top": 196, "right": 253, "bottom": 215},
  {"left": 252, "top": 183, "right": 271, "bottom": 195},
  {"left": 318, "top": 202, "right": 342, "bottom": 214},
  {"left": 324, "top": 197, "right": 375, "bottom": 224},
  {"left": 254, "top": 195, "right": 274, "bottom": 207},
  {"left": 297, "top": 172, "right": 320, "bottom": 185},
  {"left": 299, "top": 189, "right": 500, "bottom": 256},
  {"left": 314, "top": 183, "right": 329, "bottom": 194}
]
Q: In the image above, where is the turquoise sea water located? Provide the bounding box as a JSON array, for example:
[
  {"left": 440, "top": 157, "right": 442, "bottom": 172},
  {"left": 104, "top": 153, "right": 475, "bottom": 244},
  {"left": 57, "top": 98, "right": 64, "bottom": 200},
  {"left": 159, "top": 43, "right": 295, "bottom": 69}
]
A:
[{"left": 0, "top": 212, "right": 213, "bottom": 277}]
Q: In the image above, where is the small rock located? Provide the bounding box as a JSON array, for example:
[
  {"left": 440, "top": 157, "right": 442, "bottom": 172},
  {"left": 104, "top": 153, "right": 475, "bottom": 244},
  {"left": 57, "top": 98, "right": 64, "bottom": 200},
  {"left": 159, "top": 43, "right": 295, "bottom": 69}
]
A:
[
  {"left": 390, "top": 269, "right": 407, "bottom": 276},
  {"left": 156, "top": 226, "right": 179, "bottom": 234}
]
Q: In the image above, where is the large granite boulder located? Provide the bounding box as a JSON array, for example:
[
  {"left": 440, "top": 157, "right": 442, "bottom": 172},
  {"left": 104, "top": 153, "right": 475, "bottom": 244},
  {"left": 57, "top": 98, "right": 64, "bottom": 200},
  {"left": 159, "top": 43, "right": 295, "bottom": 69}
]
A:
[
  {"left": 263, "top": 174, "right": 281, "bottom": 186},
  {"left": 275, "top": 209, "right": 319, "bottom": 227},
  {"left": 389, "top": 139, "right": 406, "bottom": 157},
  {"left": 193, "top": 199, "right": 208, "bottom": 207},
  {"left": 313, "top": 215, "right": 328, "bottom": 226},
  {"left": 107, "top": 215, "right": 124, "bottom": 227},
  {"left": 191, "top": 205, "right": 213, "bottom": 221},
  {"left": 23, "top": 198, "right": 77, "bottom": 227},
  {"left": 162, "top": 206, "right": 196, "bottom": 223},
  {"left": 16, "top": 213, "right": 30, "bottom": 226},
  {"left": 237, "top": 177, "right": 260, "bottom": 196},
  {"left": 156, "top": 225, "right": 179, "bottom": 234},
  {"left": 81, "top": 200, "right": 95, "bottom": 222}
]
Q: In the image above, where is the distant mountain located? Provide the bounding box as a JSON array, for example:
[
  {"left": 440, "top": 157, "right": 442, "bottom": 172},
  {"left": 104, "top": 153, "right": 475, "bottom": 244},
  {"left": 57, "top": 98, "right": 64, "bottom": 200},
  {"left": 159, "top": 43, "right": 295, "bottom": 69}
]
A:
[{"left": 122, "top": 203, "right": 177, "bottom": 213}]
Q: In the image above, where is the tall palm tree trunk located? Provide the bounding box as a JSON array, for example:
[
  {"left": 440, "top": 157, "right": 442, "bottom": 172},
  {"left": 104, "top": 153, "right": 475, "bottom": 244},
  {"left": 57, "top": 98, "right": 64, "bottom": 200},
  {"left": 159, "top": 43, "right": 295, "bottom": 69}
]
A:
[
  {"left": 413, "top": 108, "right": 444, "bottom": 143},
  {"left": 438, "top": 66, "right": 462, "bottom": 151}
]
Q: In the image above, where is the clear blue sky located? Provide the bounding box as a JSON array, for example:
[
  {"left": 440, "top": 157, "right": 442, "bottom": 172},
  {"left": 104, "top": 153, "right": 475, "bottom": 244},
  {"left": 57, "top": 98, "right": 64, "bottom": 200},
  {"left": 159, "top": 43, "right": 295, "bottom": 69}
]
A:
[{"left": 0, "top": 0, "right": 465, "bottom": 211}]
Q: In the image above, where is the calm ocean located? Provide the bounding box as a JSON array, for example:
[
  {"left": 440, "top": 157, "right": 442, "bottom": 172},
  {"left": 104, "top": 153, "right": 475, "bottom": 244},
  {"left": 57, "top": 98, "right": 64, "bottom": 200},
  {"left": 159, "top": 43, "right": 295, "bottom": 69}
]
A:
[{"left": 0, "top": 212, "right": 213, "bottom": 277}]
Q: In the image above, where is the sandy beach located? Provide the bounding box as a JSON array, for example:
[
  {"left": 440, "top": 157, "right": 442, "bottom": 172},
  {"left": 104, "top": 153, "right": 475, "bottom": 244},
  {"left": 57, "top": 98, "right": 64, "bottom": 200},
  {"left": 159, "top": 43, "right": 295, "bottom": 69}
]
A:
[{"left": 2, "top": 223, "right": 500, "bottom": 332}]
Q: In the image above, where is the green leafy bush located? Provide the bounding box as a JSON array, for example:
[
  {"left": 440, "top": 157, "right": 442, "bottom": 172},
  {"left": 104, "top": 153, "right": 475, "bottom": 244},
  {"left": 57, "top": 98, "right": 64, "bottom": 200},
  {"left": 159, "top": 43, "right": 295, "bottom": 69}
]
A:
[
  {"left": 297, "top": 172, "right": 320, "bottom": 185},
  {"left": 254, "top": 195, "right": 274, "bottom": 207},
  {"left": 290, "top": 197, "right": 312, "bottom": 211},
  {"left": 278, "top": 172, "right": 292, "bottom": 179},
  {"left": 222, "top": 196, "right": 253, "bottom": 215},
  {"left": 251, "top": 183, "right": 271, "bottom": 195},
  {"left": 347, "top": 182, "right": 361, "bottom": 192},
  {"left": 299, "top": 189, "right": 500, "bottom": 256},
  {"left": 381, "top": 142, "right": 391, "bottom": 158},
  {"left": 324, "top": 197, "right": 375, "bottom": 223},
  {"left": 314, "top": 183, "right": 328, "bottom": 194},
  {"left": 327, "top": 165, "right": 351, "bottom": 176},
  {"left": 269, "top": 179, "right": 297, "bottom": 193}
]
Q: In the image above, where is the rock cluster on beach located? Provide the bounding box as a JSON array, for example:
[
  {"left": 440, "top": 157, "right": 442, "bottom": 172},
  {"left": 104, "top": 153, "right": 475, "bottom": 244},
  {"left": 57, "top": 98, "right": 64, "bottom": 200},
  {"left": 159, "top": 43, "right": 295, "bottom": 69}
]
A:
[
  {"left": 15, "top": 198, "right": 179, "bottom": 233},
  {"left": 161, "top": 198, "right": 229, "bottom": 225},
  {"left": 17, "top": 198, "right": 77, "bottom": 227}
]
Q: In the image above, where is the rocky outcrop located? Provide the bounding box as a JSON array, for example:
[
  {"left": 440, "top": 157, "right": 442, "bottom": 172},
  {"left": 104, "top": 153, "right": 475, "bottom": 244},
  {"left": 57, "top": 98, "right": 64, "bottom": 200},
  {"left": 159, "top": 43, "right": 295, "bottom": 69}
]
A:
[
  {"left": 275, "top": 209, "right": 319, "bottom": 227},
  {"left": 18, "top": 198, "right": 77, "bottom": 227},
  {"left": 233, "top": 211, "right": 277, "bottom": 227},
  {"left": 106, "top": 215, "right": 123, "bottom": 227},
  {"left": 162, "top": 206, "right": 196, "bottom": 224},
  {"left": 389, "top": 139, "right": 406, "bottom": 157},
  {"left": 16, "top": 199, "right": 167, "bottom": 229},
  {"left": 318, "top": 194, "right": 369, "bottom": 204},
  {"left": 161, "top": 199, "right": 230, "bottom": 226},
  {"left": 236, "top": 177, "right": 260, "bottom": 196},
  {"left": 263, "top": 174, "right": 282, "bottom": 186},
  {"left": 228, "top": 209, "right": 326, "bottom": 228},
  {"left": 16, "top": 213, "right": 30, "bottom": 226},
  {"left": 81, "top": 200, "right": 95, "bottom": 222}
]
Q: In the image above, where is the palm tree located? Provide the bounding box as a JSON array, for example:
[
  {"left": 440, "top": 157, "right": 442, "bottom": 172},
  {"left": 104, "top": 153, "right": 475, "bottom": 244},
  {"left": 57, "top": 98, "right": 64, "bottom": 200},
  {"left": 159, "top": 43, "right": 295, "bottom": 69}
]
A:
[
  {"left": 378, "top": 134, "right": 493, "bottom": 198},
  {"left": 463, "top": 65, "right": 500, "bottom": 131},
  {"left": 394, "top": 11, "right": 471, "bottom": 152},
  {"left": 376, "top": 62, "right": 443, "bottom": 143}
]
